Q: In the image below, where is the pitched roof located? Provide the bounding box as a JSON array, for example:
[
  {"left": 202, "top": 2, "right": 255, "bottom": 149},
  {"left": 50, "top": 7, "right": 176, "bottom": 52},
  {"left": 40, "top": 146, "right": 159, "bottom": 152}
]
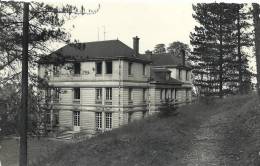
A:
[
  {"left": 39, "top": 40, "right": 150, "bottom": 64},
  {"left": 152, "top": 68, "right": 171, "bottom": 73},
  {"left": 150, "top": 68, "right": 183, "bottom": 85},
  {"left": 142, "top": 53, "right": 191, "bottom": 69}
]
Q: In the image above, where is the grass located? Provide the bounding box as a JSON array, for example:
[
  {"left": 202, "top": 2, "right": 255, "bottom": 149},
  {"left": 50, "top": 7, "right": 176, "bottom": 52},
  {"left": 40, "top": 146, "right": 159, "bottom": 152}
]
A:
[
  {"left": 2, "top": 94, "right": 259, "bottom": 166},
  {"left": 38, "top": 94, "right": 260, "bottom": 166},
  {"left": 0, "top": 137, "right": 67, "bottom": 166}
]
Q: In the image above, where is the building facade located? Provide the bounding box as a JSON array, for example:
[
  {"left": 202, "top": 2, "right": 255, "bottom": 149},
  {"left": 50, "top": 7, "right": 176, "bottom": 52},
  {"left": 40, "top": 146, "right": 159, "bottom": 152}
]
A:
[{"left": 38, "top": 37, "right": 192, "bottom": 135}]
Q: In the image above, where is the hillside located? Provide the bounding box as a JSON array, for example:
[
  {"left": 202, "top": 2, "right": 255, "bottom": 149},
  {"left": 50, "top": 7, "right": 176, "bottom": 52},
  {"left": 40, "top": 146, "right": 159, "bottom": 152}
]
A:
[{"left": 37, "top": 95, "right": 260, "bottom": 166}]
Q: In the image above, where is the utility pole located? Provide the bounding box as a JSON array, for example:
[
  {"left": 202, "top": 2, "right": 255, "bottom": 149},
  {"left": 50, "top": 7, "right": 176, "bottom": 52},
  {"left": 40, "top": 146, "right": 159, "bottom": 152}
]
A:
[{"left": 20, "top": 2, "right": 29, "bottom": 166}]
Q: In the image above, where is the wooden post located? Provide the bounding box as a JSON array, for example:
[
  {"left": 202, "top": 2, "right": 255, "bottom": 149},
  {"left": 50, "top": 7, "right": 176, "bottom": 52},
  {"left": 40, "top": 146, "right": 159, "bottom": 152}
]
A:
[{"left": 20, "top": 2, "right": 29, "bottom": 166}]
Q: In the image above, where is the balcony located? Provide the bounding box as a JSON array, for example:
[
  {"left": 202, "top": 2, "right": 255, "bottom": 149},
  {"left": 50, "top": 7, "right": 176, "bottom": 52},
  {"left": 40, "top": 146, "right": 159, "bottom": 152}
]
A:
[
  {"left": 95, "top": 100, "right": 102, "bottom": 105},
  {"left": 73, "top": 74, "right": 81, "bottom": 77},
  {"left": 51, "top": 73, "right": 115, "bottom": 82},
  {"left": 128, "top": 100, "right": 133, "bottom": 105},
  {"left": 52, "top": 98, "right": 59, "bottom": 103},
  {"left": 105, "top": 100, "right": 112, "bottom": 105},
  {"left": 73, "top": 99, "right": 80, "bottom": 104},
  {"left": 52, "top": 74, "right": 84, "bottom": 81}
]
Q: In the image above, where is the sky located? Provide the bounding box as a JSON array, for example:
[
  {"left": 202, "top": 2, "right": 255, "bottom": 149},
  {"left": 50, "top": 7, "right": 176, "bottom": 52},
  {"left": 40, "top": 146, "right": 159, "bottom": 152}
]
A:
[
  {"left": 31, "top": 0, "right": 257, "bottom": 74},
  {"left": 61, "top": 0, "right": 196, "bottom": 53},
  {"left": 33, "top": 0, "right": 255, "bottom": 53}
]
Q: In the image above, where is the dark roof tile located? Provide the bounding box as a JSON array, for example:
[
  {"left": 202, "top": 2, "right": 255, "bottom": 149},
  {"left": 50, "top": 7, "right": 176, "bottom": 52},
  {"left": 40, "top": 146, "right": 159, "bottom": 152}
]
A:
[
  {"left": 142, "top": 53, "right": 191, "bottom": 69},
  {"left": 39, "top": 40, "right": 150, "bottom": 63},
  {"left": 150, "top": 68, "right": 182, "bottom": 85}
]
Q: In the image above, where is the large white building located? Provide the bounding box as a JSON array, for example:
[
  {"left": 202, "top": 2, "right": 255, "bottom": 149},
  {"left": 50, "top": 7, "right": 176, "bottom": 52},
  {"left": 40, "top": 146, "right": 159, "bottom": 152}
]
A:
[{"left": 38, "top": 37, "right": 192, "bottom": 136}]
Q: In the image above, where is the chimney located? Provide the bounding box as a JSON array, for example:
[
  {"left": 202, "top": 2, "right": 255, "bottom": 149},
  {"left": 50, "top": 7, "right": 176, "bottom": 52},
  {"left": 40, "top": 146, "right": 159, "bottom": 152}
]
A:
[
  {"left": 181, "top": 49, "right": 185, "bottom": 66},
  {"left": 133, "top": 36, "right": 139, "bottom": 56}
]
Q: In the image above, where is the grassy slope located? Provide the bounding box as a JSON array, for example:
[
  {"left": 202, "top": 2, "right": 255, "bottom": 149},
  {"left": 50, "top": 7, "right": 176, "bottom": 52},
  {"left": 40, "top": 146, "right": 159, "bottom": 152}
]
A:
[
  {"left": 0, "top": 137, "right": 67, "bottom": 166},
  {"left": 38, "top": 95, "right": 260, "bottom": 166}
]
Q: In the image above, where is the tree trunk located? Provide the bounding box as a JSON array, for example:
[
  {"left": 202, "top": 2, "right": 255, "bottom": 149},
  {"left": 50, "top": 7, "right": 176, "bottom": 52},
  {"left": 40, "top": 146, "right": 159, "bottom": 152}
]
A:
[
  {"left": 237, "top": 5, "right": 243, "bottom": 94},
  {"left": 219, "top": 6, "right": 223, "bottom": 98},
  {"left": 253, "top": 4, "right": 260, "bottom": 96}
]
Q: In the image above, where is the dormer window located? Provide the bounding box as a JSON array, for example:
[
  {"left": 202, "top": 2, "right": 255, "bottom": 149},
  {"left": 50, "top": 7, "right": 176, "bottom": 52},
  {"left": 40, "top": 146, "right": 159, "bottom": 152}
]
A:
[
  {"left": 53, "top": 64, "right": 60, "bottom": 76},
  {"left": 74, "top": 62, "right": 81, "bottom": 75}
]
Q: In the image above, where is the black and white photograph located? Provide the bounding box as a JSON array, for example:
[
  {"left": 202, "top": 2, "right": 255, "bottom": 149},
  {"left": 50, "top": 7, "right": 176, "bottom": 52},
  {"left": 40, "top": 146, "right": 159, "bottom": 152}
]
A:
[{"left": 0, "top": 0, "right": 260, "bottom": 165}]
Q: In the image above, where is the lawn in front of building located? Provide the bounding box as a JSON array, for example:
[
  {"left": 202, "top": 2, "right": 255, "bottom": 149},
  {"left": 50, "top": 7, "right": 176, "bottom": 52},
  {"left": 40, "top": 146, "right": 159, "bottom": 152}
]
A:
[{"left": 0, "top": 136, "right": 68, "bottom": 166}]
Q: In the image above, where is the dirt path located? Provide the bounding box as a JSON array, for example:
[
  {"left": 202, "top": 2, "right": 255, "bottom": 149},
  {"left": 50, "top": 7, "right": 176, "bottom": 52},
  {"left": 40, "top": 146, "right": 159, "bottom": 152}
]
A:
[{"left": 181, "top": 110, "right": 243, "bottom": 166}]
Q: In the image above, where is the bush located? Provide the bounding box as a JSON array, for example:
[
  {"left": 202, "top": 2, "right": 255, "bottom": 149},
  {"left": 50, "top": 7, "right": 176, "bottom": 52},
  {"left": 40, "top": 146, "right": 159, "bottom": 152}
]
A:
[{"left": 158, "top": 102, "right": 178, "bottom": 118}]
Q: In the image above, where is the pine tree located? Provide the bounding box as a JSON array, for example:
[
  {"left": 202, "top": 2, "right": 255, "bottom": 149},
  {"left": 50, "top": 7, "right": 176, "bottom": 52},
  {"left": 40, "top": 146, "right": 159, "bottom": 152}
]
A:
[
  {"left": 231, "top": 4, "right": 253, "bottom": 94},
  {"left": 190, "top": 3, "right": 252, "bottom": 97}
]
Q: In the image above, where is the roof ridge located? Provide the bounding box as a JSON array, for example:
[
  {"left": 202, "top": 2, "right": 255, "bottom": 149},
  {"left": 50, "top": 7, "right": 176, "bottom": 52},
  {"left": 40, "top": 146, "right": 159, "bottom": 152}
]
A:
[{"left": 71, "top": 39, "right": 120, "bottom": 45}]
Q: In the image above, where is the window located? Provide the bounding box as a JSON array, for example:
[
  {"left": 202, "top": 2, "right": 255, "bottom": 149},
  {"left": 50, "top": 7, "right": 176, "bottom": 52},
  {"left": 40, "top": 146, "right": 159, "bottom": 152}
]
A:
[
  {"left": 166, "top": 73, "right": 170, "bottom": 80},
  {"left": 171, "top": 89, "right": 174, "bottom": 99},
  {"left": 128, "top": 112, "right": 133, "bottom": 123},
  {"left": 142, "top": 111, "right": 147, "bottom": 119},
  {"left": 105, "top": 112, "right": 112, "bottom": 129},
  {"left": 143, "top": 88, "right": 146, "bottom": 101},
  {"left": 53, "top": 88, "right": 60, "bottom": 102},
  {"left": 106, "top": 61, "right": 112, "bottom": 74},
  {"left": 96, "top": 88, "right": 102, "bottom": 101},
  {"left": 96, "top": 62, "right": 102, "bottom": 74},
  {"left": 74, "top": 88, "right": 80, "bottom": 99},
  {"left": 142, "top": 64, "right": 146, "bottom": 75},
  {"left": 53, "top": 64, "right": 59, "bottom": 76},
  {"left": 165, "top": 89, "right": 168, "bottom": 100},
  {"left": 186, "top": 89, "right": 189, "bottom": 101},
  {"left": 105, "top": 88, "right": 112, "bottom": 100},
  {"left": 186, "top": 71, "right": 189, "bottom": 81},
  {"left": 179, "top": 69, "right": 182, "bottom": 80},
  {"left": 128, "top": 62, "right": 132, "bottom": 75},
  {"left": 128, "top": 88, "right": 132, "bottom": 101},
  {"left": 46, "top": 111, "right": 51, "bottom": 124},
  {"left": 95, "top": 112, "right": 102, "bottom": 130},
  {"left": 160, "top": 89, "right": 163, "bottom": 100},
  {"left": 74, "top": 62, "right": 81, "bottom": 75},
  {"left": 73, "top": 111, "right": 80, "bottom": 126},
  {"left": 45, "top": 89, "right": 51, "bottom": 102},
  {"left": 53, "top": 110, "right": 59, "bottom": 126}
]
